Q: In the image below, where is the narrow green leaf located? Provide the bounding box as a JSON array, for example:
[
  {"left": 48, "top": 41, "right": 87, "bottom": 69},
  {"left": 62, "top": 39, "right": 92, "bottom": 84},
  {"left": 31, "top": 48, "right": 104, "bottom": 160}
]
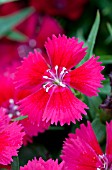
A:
[
  {"left": 7, "top": 30, "right": 28, "bottom": 42},
  {"left": 107, "top": 22, "right": 112, "bottom": 35},
  {"left": 99, "top": 55, "right": 112, "bottom": 64},
  {"left": 86, "top": 11, "right": 100, "bottom": 58},
  {"left": 0, "top": 7, "right": 34, "bottom": 38},
  {"left": 92, "top": 117, "right": 106, "bottom": 143},
  {"left": 11, "top": 115, "right": 28, "bottom": 121},
  {"left": 105, "top": 23, "right": 112, "bottom": 44},
  {"left": 78, "top": 11, "right": 100, "bottom": 66},
  {"left": 0, "top": 0, "right": 18, "bottom": 4},
  {"left": 11, "top": 156, "right": 19, "bottom": 170}
]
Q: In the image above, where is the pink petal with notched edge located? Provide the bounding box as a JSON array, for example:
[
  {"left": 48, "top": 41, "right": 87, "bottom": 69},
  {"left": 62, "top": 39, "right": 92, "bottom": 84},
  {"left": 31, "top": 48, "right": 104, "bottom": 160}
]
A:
[
  {"left": 21, "top": 116, "right": 50, "bottom": 137},
  {"left": 19, "top": 88, "right": 50, "bottom": 125},
  {"left": 61, "top": 136, "right": 102, "bottom": 170},
  {"left": 43, "top": 86, "right": 88, "bottom": 126},
  {"left": 20, "top": 157, "right": 64, "bottom": 170},
  {"left": 106, "top": 120, "right": 112, "bottom": 163},
  {"left": 0, "top": 108, "right": 9, "bottom": 131},
  {"left": 69, "top": 122, "right": 103, "bottom": 155},
  {"left": 15, "top": 50, "right": 48, "bottom": 90},
  {"left": 64, "top": 56, "right": 105, "bottom": 97},
  {"left": 0, "top": 109, "right": 24, "bottom": 165},
  {"left": 61, "top": 122, "right": 103, "bottom": 170},
  {"left": 45, "top": 34, "right": 87, "bottom": 69}
]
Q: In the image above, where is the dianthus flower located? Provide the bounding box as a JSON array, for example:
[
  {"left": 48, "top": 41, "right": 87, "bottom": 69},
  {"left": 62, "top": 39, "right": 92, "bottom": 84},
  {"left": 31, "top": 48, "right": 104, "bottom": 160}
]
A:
[
  {"left": 15, "top": 35, "right": 104, "bottom": 126},
  {"left": 0, "top": 108, "right": 24, "bottom": 165},
  {"left": 0, "top": 70, "right": 49, "bottom": 145},
  {"left": 20, "top": 157, "right": 64, "bottom": 170},
  {"left": 61, "top": 121, "right": 112, "bottom": 170},
  {"left": 30, "top": 0, "right": 88, "bottom": 20}
]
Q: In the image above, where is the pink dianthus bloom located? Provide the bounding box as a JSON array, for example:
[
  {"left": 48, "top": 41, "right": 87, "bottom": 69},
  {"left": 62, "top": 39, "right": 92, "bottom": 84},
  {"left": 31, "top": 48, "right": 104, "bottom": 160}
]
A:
[
  {"left": 15, "top": 35, "right": 104, "bottom": 126},
  {"left": 20, "top": 157, "right": 64, "bottom": 170},
  {"left": 0, "top": 108, "right": 24, "bottom": 165},
  {"left": 61, "top": 121, "right": 112, "bottom": 170},
  {"left": 0, "top": 71, "right": 49, "bottom": 145}
]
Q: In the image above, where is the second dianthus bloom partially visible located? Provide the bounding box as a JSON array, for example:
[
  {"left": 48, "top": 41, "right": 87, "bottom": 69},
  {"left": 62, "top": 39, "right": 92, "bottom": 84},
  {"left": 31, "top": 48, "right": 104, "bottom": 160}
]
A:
[{"left": 15, "top": 35, "right": 104, "bottom": 126}]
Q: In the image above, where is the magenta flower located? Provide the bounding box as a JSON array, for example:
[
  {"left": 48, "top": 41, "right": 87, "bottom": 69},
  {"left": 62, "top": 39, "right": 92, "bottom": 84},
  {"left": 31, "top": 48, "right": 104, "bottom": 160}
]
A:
[
  {"left": 20, "top": 157, "right": 64, "bottom": 170},
  {"left": 30, "top": 0, "right": 88, "bottom": 20},
  {"left": 0, "top": 69, "right": 49, "bottom": 145},
  {"left": 0, "top": 108, "right": 24, "bottom": 165},
  {"left": 15, "top": 35, "right": 104, "bottom": 126},
  {"left": 61, "top": 121, "right": 112, "bottom": 170}
]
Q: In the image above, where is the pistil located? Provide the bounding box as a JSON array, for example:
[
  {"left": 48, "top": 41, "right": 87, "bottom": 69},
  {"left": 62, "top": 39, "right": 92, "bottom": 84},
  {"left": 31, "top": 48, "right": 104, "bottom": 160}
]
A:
[{"left": 43, "top": 65, "right": 68, "bottom": 92}]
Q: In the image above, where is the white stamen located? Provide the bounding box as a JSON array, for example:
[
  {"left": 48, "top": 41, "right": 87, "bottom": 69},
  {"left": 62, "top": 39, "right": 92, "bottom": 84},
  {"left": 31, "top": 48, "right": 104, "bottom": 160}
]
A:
[
  {"left": 13, "top": 105, "right": 18, "bottom": 110},
  {"left": 60, "top": 67, "right": 68, "bottom": 80},
  {"left": 43, "top": 65, "right": 68, "bottom": 92},
  {"left": 43, "top": 76, "right": 49, "bottom": 79},
  {"left": 46, "top": 84, "right": 54, "bottom": 92},
  {"left": 47, "top": 69, "right": 56, "bottom": 79},
  {"left": 8, "top": 113, "right": 13, "bottom": 118},
  {"left": 59, "top": 82, "right": 66, "bottom": 87},
  {"left": 43, "top": 82, "right": 51, "bottom": 89},
  {"left": 16, "top": 111, "right": 20, "bottom": 116},
  {"left": 60, "top": 67, "right": 67, "bottom": 76},
  {"left": 55, "top": 65, "right": 58, "bottom": 78},
  {"left": 43, "top": 76, "right": 54, "bottom": 81},
  {"left": 98, "top": 154, "right": 109, "bottom": 170},
  {"left": 9, "top": 99, "right": 14, "bottom": 104}
]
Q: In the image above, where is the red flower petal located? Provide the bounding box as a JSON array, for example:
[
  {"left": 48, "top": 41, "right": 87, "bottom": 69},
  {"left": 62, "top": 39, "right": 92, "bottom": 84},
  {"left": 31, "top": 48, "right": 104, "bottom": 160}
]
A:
[
  {"left": 15, "top": 50, "right": 48, "bottom": 91},
  {"left": 0, "top": 109, "right": 24, "bottom": 165},
  {"left": 0, "top": 108, "right": 9, "bottom": 131},
  {"left": 45, "top": 34, "right": 87, "bottom": 69},
  {"left": 21, "top": 116, "right": 50, "bottom": 137},
  {"left": 43, "top": 86, "right": 88, "bottom": 126},
  {"left": 70, "top": 122, "right": 103, "bottom": 155},
  {"left": 61, "top": 136, "right": 102, "bottom": 170},
  {"left": 61, "top": 122, "right": 103, "bottom": 170},
  {"left": 19, "top": 88, "right": 50, "bottom": 125},
  {"left": 20, "top": 157, "right": 64, "bottom": 170},
  {"left": 64, "top": 56, "right": 104, "bottom": 97},
  {"left": 106, "top": 120, "right": 112, "bottom": 162}
]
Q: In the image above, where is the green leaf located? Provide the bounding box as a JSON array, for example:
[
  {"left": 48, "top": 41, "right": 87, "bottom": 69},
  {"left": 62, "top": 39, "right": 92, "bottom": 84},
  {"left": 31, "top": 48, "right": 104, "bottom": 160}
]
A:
[
  {"left": 11, "top": 156, "right": 19, "bottom": 170},
  {"left": 84, "top": 95, "right": 102, "bottom": 120},
  {"left": 85, "top": 10, "right": 100, "bottom": 59},
  {"left": 99, "top": 55, "right": 112, "bottom": 64},
  {"left": 100, "top": 78, "right": 110, "bottom": 95},
  {"left": 0, "top": 0, "right": 18, "bottom": 4},
  {"left": 11, "top": 115, "right": 28, "bottom": 121},
  {"left": 78, "top": 11, "right": 100, "bottom": 66},
  {"left": 92, "top": 117, "right": 106, "bottom": 143},
  {"left": 7, "top": 30, "right": 28, "bottom": 42},
  {"left": 0, "top": 7, "right": 34, "bottom": 38},
  {"left": 105, "top": 23, "right": 112, "bottom": 44}
]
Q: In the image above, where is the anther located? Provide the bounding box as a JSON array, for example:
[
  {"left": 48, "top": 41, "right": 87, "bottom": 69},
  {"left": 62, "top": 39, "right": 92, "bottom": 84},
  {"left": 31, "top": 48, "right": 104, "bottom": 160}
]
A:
[
  {"left": 59, "top": 82, "right": 66, "bottom": 87},
  {"left": 8, "top": 113, "right": 13, "bottom": 118},
  {"left": 55, "top": 65, "right": 58, "bottom": 77},
  {"left": 46, "top": 84, "right": 54, "bottom": 92},
  {"left": 16, "top": 111, "right": 20, "bottom": 116},
  {"left": 9, "top": 99, "right": 14, "bottom": 104}
]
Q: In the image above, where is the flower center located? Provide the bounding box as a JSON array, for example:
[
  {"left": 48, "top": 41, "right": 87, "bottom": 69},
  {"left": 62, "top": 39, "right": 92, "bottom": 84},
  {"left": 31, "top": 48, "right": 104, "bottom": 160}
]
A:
[
  {"left": 97, "top": 154, "right": 112, "bottom": 170},
  {"left": 5, "top": 99, "right": 20, "bottom": 119},
  {"left": 43, "top": 65, "right": 68, "bottom": 92}
]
